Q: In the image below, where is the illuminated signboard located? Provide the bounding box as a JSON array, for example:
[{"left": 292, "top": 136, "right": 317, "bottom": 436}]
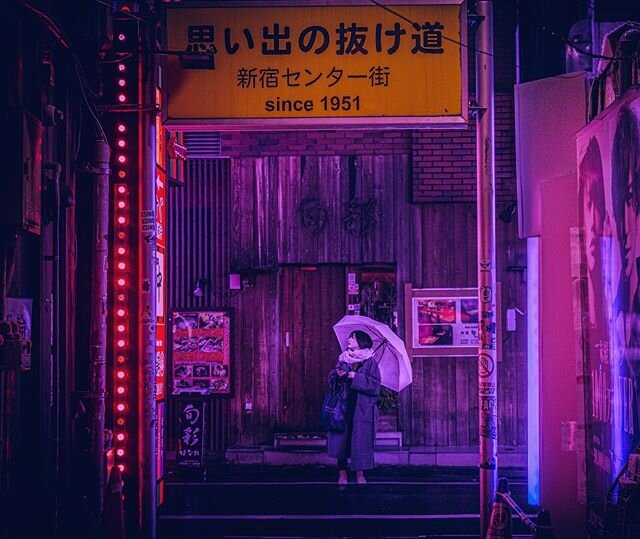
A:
[{"left": 165, "top": 0, "right": 467, "bottom": 129}]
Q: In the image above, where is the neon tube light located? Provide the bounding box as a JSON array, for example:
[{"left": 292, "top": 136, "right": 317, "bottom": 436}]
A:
[{"left": 527, "top": 237, "right": 540, "bottom": 505}]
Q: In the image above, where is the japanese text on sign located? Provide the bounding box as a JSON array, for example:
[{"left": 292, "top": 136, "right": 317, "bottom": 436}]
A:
[
  {"left": 166, "top": 2, "right": 467, "bottom": 127},
  {"left": 177, "top": 401, "right": 204, "bottom": 467},
  {"left": 185, "top": 20, "right": 445, "bottom": 57}
]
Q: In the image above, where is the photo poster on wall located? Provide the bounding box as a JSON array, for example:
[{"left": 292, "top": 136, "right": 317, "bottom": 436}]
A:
[
  {"left": 157, "top": 401, "right": 165, "bottom": 483},
  {"left": 171, "top": 309, "right": 231, "bottom": 395},
  {"left": 405, "top": 286, "right": 490, "bottom": 358},
  {"left": 156, "top": 322, "right": 166, "bottom": 400},
  {"left": 412, "top": 296, "right": 479, "bottom": 348},
  {"left": 575, "top": 87, "right": 640, "bottom": 535}
]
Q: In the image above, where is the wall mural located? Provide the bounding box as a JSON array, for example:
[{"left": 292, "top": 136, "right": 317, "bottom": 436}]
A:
[{"left": 576, "top": 88, "right": 640, "bottom": 536}]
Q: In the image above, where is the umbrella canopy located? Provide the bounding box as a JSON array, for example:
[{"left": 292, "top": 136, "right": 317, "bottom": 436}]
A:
[{"left": 333, "top": 315, "right": 412, "bottom": 392}]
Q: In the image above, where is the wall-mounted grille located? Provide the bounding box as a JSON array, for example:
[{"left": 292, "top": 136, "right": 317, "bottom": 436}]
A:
[{"left": 183, "top": 132, "right": 222, "bottom": 158}]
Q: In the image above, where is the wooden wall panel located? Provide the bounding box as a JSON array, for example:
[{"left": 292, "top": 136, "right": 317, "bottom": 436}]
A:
[
  {"left": 235, "top": 156, "right": 414, "bottom": 268},
  {"left": 174, "top": 154, "right": 527, "bottom": 452},
  {"left": 402, "top": 203, "right": 526, "bottom": 450},
  {"left": 317, "top": 157, "right": 345, "bottom": 262},
  {"left": 278, "top": 266, "right": 345, "bottom": 431},
  {"left": 229, "top": 272, "right": 279, "bottom": 446},
  {"left": 496, "top": 211, "right": 528, "bottom": 447}
]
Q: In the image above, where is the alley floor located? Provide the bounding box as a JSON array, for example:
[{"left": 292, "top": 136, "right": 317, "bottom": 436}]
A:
[{"left": 158, "top": 464, "right": 536, "bottom": 538}]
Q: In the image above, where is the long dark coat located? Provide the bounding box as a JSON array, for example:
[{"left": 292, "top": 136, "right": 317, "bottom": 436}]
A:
[{"left": 326, "top": 357, "right": 381, "bottom": 470}]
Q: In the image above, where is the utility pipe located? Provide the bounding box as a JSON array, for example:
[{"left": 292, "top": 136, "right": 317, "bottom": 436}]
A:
[
  {"left": 88, "top": 140, "right": 110, "bottom": 526},
  {"left": 475, "top": 1, "right": 498, "bottom": 536},
  {"left": 138, "top": 25, "right": 157, "bottom": 538}
]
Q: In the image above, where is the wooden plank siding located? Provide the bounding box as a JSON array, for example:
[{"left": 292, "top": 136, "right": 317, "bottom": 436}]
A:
[
  {"left": 168, "top": 154, "right": 527, "bottom": 453},
  {"left": 279, "top": 266, "right": 346, "bottom": 432},
  {"left": 167, "top": 159, "right": 233, "bottom": 455}
]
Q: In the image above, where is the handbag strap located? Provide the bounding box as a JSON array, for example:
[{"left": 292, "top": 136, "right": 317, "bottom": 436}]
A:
[{"left": 330, "top": 374, "right": 346, "bottom": 396}]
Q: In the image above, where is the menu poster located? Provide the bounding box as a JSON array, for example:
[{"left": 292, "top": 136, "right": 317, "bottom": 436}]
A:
[
  {"left": 412, "top": 297, "right": 479, "bottom": 349},
  {"left": 171, "top": 310, "right": 231, "bottom": 395},
  {"left": 157, "top": 401, "right": 165, "bottom": 476},
  {"left": 156, "top": 323, "right": 166, "bottom": 400}
]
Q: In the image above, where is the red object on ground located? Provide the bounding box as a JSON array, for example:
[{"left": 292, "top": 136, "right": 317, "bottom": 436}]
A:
[{"left": 486, "top": 478, "right": 513, "bottom": 538}]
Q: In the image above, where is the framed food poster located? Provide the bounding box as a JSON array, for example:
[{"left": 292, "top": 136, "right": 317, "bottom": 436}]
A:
[
  {"left": 170, "top": 309, "right": 232, "bottom": 395},
  {"left": 404, "top": 285, "right": 501, "bottom": 357}
]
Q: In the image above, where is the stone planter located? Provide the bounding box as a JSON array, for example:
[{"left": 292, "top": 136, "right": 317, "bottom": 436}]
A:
[{"left": 377, "top": 408, "right": 399, "bottom": 432}]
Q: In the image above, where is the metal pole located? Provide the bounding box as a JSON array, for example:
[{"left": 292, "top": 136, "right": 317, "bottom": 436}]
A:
[
  {"left": 476, "top": 1, "right": 497, "bottom": 536},
  {"left": 43, "top": 160, "right": 63, "bottom": 536},
  {"left": 88, "top": 140, "right": 110, "bottom": 528},
  {"left": 138, "top": 26, "right": 157, "bottom": 539}
]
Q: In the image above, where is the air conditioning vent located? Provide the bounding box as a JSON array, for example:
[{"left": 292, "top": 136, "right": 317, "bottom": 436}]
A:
[{"left": 183, "top": 132, "right": 222, "bottom": 158}]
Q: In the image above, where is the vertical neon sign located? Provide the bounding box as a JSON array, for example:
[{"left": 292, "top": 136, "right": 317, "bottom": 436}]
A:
[
  {"left": 109, "top": 16, "right": 136, "bottom": 480},
  {"left": 155, "top": 86, "right": 167, "bottom": 499}
]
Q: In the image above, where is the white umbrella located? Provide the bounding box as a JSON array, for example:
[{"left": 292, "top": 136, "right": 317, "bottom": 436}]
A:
[{"left": 332, "top": 315, "right": 412, "bottom": 392}]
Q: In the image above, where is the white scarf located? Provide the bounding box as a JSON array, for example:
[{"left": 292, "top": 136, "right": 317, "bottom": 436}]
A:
[{"left": 339, "top": 347, "right": 374, "bottom": 364}]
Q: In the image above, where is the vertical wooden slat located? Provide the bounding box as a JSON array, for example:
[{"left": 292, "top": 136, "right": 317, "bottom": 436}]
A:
[
  {"left": 167, "top": 158, "right": 231, "bottom": 454},
  {"left": 456, "top": 358, "right": 470, "bottom": 446},
  {"left": 168, "top": 153, "right": 527, "bottom": 454},
  {"left": 278, "top": 265, "right": 345, "bottom": 432}
]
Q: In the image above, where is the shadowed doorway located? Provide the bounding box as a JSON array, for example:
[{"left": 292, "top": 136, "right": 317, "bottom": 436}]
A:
[{"left": 279, "top": 265, "right": 346, "bottom": 431}]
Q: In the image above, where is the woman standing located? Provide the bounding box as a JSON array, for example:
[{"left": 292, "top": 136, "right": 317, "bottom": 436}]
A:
[{"left": 327, "top": 330, "right": 381, "bottom": 485}]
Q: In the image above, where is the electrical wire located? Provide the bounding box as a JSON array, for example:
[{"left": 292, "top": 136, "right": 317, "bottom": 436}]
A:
[
  {"left": 74, "top": 99, "right": 83, "bottom": 163},
  {"left": 94, "top": 0, "right": 155, "bottom": 25},
  {"left": 368, "top": 0, "right": 521, "bottom": 70},
  {"left": 20, "top": 0, "right": 71, "bottom": 49},
  {"left": 98, "top": 51, "right": 136, "bottom": 64},
  {"left": 72, "top": 53, "right": 108, "bottom": 142},
  {"left": 370, "top": 0, "right": 640, "bottom": 68},
  {"left": 20, "top": 0, "right": 108, "bottom": 142},
  {"left": 540, "top": 24, "right": 640, "bottom": 61}
]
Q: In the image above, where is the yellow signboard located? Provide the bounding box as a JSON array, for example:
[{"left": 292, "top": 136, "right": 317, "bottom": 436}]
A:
[{"left": 165, "top": 1, "right": 467, "bottom": 129}]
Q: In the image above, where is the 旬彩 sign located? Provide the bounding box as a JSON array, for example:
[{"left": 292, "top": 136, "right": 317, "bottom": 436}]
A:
[{"left": 165, "top": 0, "right": 467, "bottom": 129}]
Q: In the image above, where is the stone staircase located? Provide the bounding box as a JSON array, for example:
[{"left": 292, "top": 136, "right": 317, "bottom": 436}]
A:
[{"left": 158, "top": 464, "right": 535, "bottom": 538}]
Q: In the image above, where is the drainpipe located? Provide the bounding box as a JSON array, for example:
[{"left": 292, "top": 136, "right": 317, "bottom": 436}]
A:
[
  {"left": 43, "top": 160, "right": 63, "bottom": 535},
  {"left": 475, "top": 1, "right": 497, "bottom": 537},
  {"left": 88, "top": 140, "right": 110, "bottom": 526}
]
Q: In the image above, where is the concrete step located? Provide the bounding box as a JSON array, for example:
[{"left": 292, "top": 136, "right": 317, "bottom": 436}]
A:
[
  {"left": 158, "top": 480, "right": 537, "bottom": 538},
  {"left": 224, "top": 447, "right": 527, "bottom": 467}
]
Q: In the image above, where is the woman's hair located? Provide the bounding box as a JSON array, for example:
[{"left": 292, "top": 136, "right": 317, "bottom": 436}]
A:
[
  {"left": 612, "top": 106, "right": 640, "bottom": 239},
  {"left": 350, "top": 330, "right": 373, "bottom": 350},
  {"left": 578, "top": 137, "right": 605, "bottom": 228}
]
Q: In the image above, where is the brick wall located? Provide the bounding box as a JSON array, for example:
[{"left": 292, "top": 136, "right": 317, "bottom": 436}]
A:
[
  {"left": 412, "top": 93, "right": 516, "bottom": 203},
  {"left": 218, "top": 92, "right": 516, "bottom": 205}
]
